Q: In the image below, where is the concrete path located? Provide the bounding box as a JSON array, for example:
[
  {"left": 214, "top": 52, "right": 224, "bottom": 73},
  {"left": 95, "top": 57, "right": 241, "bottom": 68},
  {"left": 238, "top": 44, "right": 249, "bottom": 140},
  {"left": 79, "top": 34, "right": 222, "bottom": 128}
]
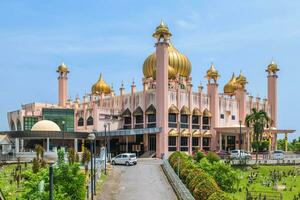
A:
[{"left": 97, "top": 159, "right": 177, "bottom": 200}]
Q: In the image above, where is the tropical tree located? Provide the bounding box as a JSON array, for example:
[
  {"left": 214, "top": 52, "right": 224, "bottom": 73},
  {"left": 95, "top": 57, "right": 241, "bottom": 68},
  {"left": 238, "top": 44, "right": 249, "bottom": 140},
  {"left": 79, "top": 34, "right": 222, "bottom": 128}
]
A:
[{"left": 245, "top": 108, "right": 269, "bottom": 164}]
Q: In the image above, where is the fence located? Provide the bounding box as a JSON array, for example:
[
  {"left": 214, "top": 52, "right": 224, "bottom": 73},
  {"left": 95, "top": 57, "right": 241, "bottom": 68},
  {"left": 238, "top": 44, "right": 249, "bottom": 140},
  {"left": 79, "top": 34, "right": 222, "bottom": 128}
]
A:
[
  {"left": 161, "top": 157, "right": 195, "bottom": 200},
  {"left": 246, "top": 191, "right": 282, "bottom": 200}
]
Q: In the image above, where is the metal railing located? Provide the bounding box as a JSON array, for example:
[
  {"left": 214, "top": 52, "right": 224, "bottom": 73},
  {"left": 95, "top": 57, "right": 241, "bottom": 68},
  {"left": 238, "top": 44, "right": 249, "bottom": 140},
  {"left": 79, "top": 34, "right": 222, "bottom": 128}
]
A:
[
  {"left": 246, "top": 191, "right": 282, "bottom": 200},
  {"left": 161, "top": 157, "right": 195, "bottom": 200}
]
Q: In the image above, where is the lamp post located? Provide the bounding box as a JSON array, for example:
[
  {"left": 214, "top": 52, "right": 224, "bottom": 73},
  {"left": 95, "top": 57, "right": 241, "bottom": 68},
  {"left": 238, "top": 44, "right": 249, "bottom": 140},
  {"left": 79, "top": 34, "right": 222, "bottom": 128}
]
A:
[
  {"left": 93, "top": 132, "right": 96, "bottom": 196},
  {"left": 62, "top": 120, "right": 65, "bottom": 149},
  {"left": 87, "top": 133, "right": 95, "bottom": 200},
  {"left": 104, "top": 124, "right": 107, "bottom": 175},
  {"left": 239, "top": 120, "right": 242, "bottom": 150},
  {"left": 49, "top": 162, "right": 54, "bottom": 200}
]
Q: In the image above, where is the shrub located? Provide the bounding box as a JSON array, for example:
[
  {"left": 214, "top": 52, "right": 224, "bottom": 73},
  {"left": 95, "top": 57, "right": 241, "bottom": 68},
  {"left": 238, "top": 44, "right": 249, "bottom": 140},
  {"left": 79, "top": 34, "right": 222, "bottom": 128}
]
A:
[
  {"left": 169, "top": 151, "right": 187, "bottom": 168},
  {"left": 58, "top": 148, "right": 65, "bottom": 165},
  {"left": 193, "top": 177, "right": 220, "bottom": 200},
  {"left": 212, "top": 162, "right": 239, "bottom": 192},
  {"left": 179, "top": 162, "right": 196, "bottom": 182},
  {"left": 194, "top": 151, "right": 205, "bottom": 162},
  {"left": 188, "top": 171, "right": 211, "bottom": 192},
  {"left": 207, "top": 151, "right": 221, "bottom": 163},
  {"left": 32, "top": 158, "right": 40, "bottom": 173},
  {"left": 185, "top": 168, "right": 204, "bottom": 185},
  {"left": 198, "top": 157, "right": 214, "bottom": 174},
  {"left": 68, "top": 148, "right": 76, "bottom": 165},
  {"left": 208, "top": 191, "right": 232, "bottom": 200}
]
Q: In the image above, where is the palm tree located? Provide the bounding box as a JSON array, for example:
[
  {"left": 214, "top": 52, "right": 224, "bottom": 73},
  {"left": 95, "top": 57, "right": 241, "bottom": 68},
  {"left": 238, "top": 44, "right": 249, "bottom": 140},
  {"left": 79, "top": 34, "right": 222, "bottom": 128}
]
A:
[{"left": 245, "top": 108, "right": 270, "bottom": 164}]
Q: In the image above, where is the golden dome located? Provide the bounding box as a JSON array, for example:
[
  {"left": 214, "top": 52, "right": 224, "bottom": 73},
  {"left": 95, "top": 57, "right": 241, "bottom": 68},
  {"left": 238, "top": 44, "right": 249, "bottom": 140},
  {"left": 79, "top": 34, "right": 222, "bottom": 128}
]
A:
[
  {"left": 143, "top": 43, "right": 191, "bottom": 79},
  {"left": 152, "top": 20, "right": 172, "bottom": 42},
  {"left": 152, "top": 65, "right": 177, "bottom": 79},
  {"left": 56, "top": 62, "right": 69, "bottom": 73},
  {"left": 224, "top": 73, "right": 238, "bottom": 95},
  {"left": 266, "top": 61, "right": 279, "bottom": 74},
  {"left": 205, "top": 64, "right": 220, "bottom": 82},
  {"left": 236, "top": 71, "right": 248, "bottom": 89},
  {"left": 91, "top": 74, "right": 111, "bottom": 95}
]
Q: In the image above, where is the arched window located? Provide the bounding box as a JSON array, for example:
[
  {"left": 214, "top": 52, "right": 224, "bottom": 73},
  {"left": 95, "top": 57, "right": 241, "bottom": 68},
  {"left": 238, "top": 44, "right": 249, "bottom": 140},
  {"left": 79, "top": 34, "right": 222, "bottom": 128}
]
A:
[
  {"left": 17, "top": 119, "right": 22, "bottom": 131},
  {"left": 78, "top": 117, "right": 84, "bottom": 127},
  {"left": 10, "top": 120, "right": 16, "bottom": 131},
  {"left": 87, "top": 116, "right": 93, "bottom": 126}
]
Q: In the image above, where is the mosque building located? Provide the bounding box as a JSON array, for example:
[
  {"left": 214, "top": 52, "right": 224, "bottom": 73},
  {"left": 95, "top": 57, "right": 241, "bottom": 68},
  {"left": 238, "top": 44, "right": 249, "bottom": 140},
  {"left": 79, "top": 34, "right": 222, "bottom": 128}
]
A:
[{"left": 5, "top": 21, "right": 295, "bottom": 157}]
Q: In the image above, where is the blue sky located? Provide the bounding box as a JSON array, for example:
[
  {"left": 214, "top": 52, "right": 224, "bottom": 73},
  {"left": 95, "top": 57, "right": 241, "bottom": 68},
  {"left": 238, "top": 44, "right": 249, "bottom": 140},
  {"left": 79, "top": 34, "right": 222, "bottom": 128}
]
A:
[{"left": 0, "top": 1, "right": 299, "bottom": 140}]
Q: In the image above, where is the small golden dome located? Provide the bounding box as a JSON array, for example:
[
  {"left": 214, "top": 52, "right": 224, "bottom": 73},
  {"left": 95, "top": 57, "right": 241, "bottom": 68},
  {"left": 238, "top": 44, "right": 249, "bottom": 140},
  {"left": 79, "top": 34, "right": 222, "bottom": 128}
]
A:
[
  {"left": 236, "top": 71, "right": 248, "bottom": 89},
  {"left": 205, "top": 64, "right": 220, "bottom": 82},
  {"left": 56, "top": 62, "right": 69, "bottom": 73},
  {"left": 224, "top": 73, "right": 238, "bottom": 95},
  {"left": 91, "top": 74, "right": 111, "bottom": 95},
  {"left": 143, "top": 43, "right": 191, "bottom": 79},
  {"left": 266, "top": 61, "right": 279, "bottom": 74},
  {"left": 152, "top": 20, "right": 172, "bottom": 42},
  {"left": 203, "top": 108, "right": 212, "bottom": 117}
]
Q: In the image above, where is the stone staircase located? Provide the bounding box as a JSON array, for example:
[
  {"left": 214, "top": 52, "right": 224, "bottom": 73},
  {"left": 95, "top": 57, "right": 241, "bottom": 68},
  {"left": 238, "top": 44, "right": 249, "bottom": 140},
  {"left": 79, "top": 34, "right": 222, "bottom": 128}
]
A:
[{"left": 139, "top": 151, "right": 156, "bottom": 158}]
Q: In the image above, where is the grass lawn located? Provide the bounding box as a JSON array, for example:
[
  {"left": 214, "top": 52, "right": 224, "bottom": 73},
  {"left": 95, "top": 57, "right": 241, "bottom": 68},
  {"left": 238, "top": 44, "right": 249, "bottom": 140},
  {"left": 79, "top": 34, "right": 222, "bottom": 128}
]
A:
[
  {"left": 228, "top": 165, "right": 300, "bottom": 200},
  {"left": 0, "top": 163, "right": 32, "bottom": 200}
]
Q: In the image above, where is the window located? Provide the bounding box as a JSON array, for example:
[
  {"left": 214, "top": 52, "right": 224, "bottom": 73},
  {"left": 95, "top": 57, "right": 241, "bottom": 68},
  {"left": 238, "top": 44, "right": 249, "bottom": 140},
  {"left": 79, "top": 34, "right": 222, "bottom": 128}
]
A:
[
  {"left": 203, "top": 137, "right": 211, "bottom": 151},
  {"left": 192, "top": 115, "right": 200, "bottom": 129},
  {"left": 42, "top": 108, "right": 74, "bottom": 132},
  {"left": 192, "top": 137, "right": 199, "bottom": 146},
  {"left": 180, "top": 115, "right": 188, "bottom": 128},
  {"left": 135, "top": 115, "right": 143, "bottom": 124},
  {"left": 87, "top": 116, "right": 93, "bottom": 126},
  {"left": 231, "top": 115, "right": 236, "bottom": 120},
  {"left": 78, "top": 117, "right": 84, "bottom": 127},
  {"left": 168, "top": 136, "right": 177, "bottom": 151},
  {"left": 147, "top": 114, "right": 156, "bottom": 123},
  {"left": 168, "top": 114, "right": 177, "bottom": 122},
  {"left": 180, "top": 137, "right": 188, "bottom": 151},
  {"left": 124, "top": 117, "right": 131, "bottom": 124},
  {"left": 202, "top": 117, "right": 210, "bottom": 130},
  {"left": 168, "top": 113, "right": 177, "bottom": 128},
  {"left": 220, "top": 114, "right": 224, "bottom": 119},
  {"left": 23, "top": 117, "right": 38, "bottom": 131}
]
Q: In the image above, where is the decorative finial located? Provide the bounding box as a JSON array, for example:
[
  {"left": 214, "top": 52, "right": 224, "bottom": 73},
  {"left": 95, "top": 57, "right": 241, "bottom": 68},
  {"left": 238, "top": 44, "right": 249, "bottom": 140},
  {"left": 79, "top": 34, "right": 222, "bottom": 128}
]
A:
[{"left": 152, "top": 20, "right": 172, "bottom": 42}]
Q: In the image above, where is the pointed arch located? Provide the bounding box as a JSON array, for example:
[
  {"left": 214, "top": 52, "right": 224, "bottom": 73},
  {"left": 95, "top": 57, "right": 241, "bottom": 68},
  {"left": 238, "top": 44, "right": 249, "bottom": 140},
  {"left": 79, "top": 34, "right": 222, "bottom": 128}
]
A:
[
  {"left": 10, "top": 120, "right": 16, "bottom": 131},
  {"left": 17, "top": 119, "right": 22, "bottom": 131},
  {"left": 78, "top": 117, "right": 84, "bottom": 127},
  {"left": 87, "top": 116, "right": 93, "bottom": 126},
  {"left": 133, "top": 106, "right": 143, "bottom": 116},
  {"left": 145, "top": 104, "right": 156, "bottom": 115}
]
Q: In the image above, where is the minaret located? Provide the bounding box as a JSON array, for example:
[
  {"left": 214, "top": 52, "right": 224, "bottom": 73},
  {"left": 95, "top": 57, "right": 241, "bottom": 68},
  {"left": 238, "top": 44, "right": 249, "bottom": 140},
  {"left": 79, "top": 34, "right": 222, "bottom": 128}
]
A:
[
  {"left": 205, "top": 63, "right": 220, "bottom": 151},
  {"left": 153, "top": 21, "right": 171, "bottom": 157},
  {"left": 266, "top": 61, "right": 279, "bottom": 127},
  {"left": 57, "top": 63, "right": 69, "bottom": 107},
  {"left": 236, "top": 71, "right": 248, "bottom": 123}
]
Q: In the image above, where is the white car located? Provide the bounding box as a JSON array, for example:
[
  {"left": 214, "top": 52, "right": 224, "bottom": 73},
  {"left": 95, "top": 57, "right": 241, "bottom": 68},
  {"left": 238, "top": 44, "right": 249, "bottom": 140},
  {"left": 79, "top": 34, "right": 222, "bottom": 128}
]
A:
[
  {"left": 111, "top": 153, "right": 137, "bottom": 166},
  {"left": 230, "top": 150, "right": 252, "bottom": 160},
  {"left": 272, "top": 150, "right": 284, "bottom": 160}
]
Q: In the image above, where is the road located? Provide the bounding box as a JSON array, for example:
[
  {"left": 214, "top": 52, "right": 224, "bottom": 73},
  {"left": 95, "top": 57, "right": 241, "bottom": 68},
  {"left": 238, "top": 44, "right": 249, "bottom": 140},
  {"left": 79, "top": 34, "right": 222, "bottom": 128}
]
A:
[{"left": 98, "top": 159, "right": 177, "bottom": 200}]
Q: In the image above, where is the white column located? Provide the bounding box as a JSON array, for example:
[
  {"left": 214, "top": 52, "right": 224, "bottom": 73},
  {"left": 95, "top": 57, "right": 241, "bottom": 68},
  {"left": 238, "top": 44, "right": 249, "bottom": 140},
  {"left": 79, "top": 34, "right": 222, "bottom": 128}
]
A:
[
  {"left": 15, "top": 138, "right": 19, "bottom": 153},
  {"left": 47, "top": 138, "right": 50, "bottom": 152},
  {"left": 74, "top": 138, "right": 78, "bottom": 152},
  {"left": 219, "top": 132, "right": 222, "bottom": 151},
  {"left": 20, "top": 139, "right": 24, "bottom": 152}
]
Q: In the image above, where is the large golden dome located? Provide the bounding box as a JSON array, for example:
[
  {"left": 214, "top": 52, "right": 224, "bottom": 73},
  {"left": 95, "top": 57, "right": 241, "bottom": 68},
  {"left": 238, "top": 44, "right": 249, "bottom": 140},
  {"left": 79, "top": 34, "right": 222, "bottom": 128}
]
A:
[
  {"left": 91, "top": 74, "right": 111, "bottom": 95},
  {"left": 143, "top": 43, "right": 192, "bottom": 79},
  {"left": 224, "top": 73, "right": 238, "bottom": 95}
]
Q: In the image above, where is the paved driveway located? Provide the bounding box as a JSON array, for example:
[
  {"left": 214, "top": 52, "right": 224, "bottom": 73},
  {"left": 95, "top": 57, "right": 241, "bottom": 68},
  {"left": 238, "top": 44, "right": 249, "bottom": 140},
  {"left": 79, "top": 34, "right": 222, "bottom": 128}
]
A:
[{"left": 98, "top": 159, "right": 177, "bottom": 200}]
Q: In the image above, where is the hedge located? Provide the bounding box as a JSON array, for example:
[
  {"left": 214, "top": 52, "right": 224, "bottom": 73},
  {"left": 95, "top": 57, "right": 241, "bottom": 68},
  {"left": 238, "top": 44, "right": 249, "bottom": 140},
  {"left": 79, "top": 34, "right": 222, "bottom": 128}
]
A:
[{"left": 207, "top": 191, "right": 233, "bottom": 200}]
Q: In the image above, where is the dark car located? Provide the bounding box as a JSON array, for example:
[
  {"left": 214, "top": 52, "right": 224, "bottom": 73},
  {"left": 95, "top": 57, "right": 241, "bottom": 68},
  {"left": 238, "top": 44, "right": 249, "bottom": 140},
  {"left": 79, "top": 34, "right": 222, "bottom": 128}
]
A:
[{"left": 217, "top": 150, "right": 230, "bottom": 159}]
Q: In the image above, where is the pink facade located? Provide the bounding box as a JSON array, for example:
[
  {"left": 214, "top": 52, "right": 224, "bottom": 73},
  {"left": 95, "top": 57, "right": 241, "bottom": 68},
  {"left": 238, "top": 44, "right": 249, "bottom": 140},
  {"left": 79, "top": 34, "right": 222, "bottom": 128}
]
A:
[{"left": 8, "top": 22, "right": 292, "bottom": 157}]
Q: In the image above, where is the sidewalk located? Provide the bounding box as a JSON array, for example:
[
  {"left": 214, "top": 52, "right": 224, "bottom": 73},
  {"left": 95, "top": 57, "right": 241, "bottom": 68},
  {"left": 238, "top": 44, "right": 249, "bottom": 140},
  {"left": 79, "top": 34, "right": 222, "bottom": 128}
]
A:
[{"left": 96, "top": 165, "right": 121, "bottom": 200}]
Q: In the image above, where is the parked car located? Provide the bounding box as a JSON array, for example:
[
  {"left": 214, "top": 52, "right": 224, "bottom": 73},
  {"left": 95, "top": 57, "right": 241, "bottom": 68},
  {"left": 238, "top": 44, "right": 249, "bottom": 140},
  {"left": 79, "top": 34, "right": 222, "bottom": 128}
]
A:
[
  {"left": 230, "top": 150, "right": 252, "bottom": 160},
  {"left": 272, "top": 150, "right": 285, "bottom": 160},
  {"left": 217, "top": 150, "right": 230, "bottom": 159},
  {"left": 111, "top": 153, "right": 137, "bottom": 166}
]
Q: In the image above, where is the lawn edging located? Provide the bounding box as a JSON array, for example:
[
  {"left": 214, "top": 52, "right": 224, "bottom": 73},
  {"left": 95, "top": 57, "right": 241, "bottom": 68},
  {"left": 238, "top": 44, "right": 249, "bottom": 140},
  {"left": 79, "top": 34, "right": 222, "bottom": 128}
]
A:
[{"left": 161, "top": 157, "right": 195, "bottom": 200}]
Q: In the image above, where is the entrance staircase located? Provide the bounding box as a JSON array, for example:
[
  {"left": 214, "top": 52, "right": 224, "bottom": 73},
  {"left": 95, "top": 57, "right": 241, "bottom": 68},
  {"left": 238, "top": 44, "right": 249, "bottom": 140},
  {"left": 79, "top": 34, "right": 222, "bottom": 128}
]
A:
[{"left": 140, "top": 151, "right": 156, "bottom": 158}]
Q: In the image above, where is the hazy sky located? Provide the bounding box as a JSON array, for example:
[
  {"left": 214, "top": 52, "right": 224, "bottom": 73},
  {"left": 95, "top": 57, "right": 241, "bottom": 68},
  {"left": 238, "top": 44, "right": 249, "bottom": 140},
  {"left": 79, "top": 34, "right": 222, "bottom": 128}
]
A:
[{"left": 0, "top": 1, "right": 299, "bottom": 140}]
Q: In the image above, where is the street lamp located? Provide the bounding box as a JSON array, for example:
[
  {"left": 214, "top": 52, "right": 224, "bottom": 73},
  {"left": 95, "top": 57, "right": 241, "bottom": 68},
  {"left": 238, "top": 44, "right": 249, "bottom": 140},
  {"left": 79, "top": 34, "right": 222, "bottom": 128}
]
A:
[
  {"left": 61, "top": 120, "right": 65, "bottom": 149},
  {"left": 87, "top": 132, "right": 95, "bottom": 200},
  {"left": 49, "top": 162, "right": 54, "bottom": 200},
  {"left": 239, "top": 120, "right": 242, "bottom": 150},
  {"left": 104, "top": 124, "right": 107, "bottom": 175},
  {"left": 93, "top": 131, "right": 97, "bottom": 196}
]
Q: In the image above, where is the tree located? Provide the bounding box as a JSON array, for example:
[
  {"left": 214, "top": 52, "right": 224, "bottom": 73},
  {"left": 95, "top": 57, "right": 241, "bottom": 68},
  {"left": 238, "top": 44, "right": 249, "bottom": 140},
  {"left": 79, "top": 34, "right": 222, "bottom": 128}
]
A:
[
  {"left": 81, "top": 148, "right": 91, "bottom": 174},
  {"left": 245, "top": 108, "right": 269, "bottom": 164}
]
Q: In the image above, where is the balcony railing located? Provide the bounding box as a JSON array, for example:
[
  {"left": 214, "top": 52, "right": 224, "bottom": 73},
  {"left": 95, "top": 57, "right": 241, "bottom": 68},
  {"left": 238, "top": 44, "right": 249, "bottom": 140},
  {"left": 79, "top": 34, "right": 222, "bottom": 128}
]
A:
[
  {"left": 168, "top": 123, "right": 177, "bottom": 128},
  {"left": 134, "top": 124, "right": 144, "bottom": 129},
  {"left": 147, "top": 123, "right": 156, "bottom": 128}
]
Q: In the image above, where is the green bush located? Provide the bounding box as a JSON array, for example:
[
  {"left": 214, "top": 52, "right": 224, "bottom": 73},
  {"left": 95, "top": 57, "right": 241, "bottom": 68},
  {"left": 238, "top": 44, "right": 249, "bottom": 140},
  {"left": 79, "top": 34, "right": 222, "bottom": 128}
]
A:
[
  {"left": 207, "top": 151, "right": 221, "bottom": 163},
  {"left": 168, "top": 151, "right": 187, "bottom": 168},
  {"left": 193, "top": 176, "right": 220, "bottom": 200},
  {"left": 194, "top": 151, "right": 205, "bottom": 162},
  {"left": 188, "top": 171, "right": 211, "bottom": 192},
  {"left": 208, "top": 191, "right": 233, "bottom": 200},
  {"left": 185, "top": 168, "right": 204, "bottom": 185},
  {"left": 212, "top": 162, "right": 240, "bottom": 192}
]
